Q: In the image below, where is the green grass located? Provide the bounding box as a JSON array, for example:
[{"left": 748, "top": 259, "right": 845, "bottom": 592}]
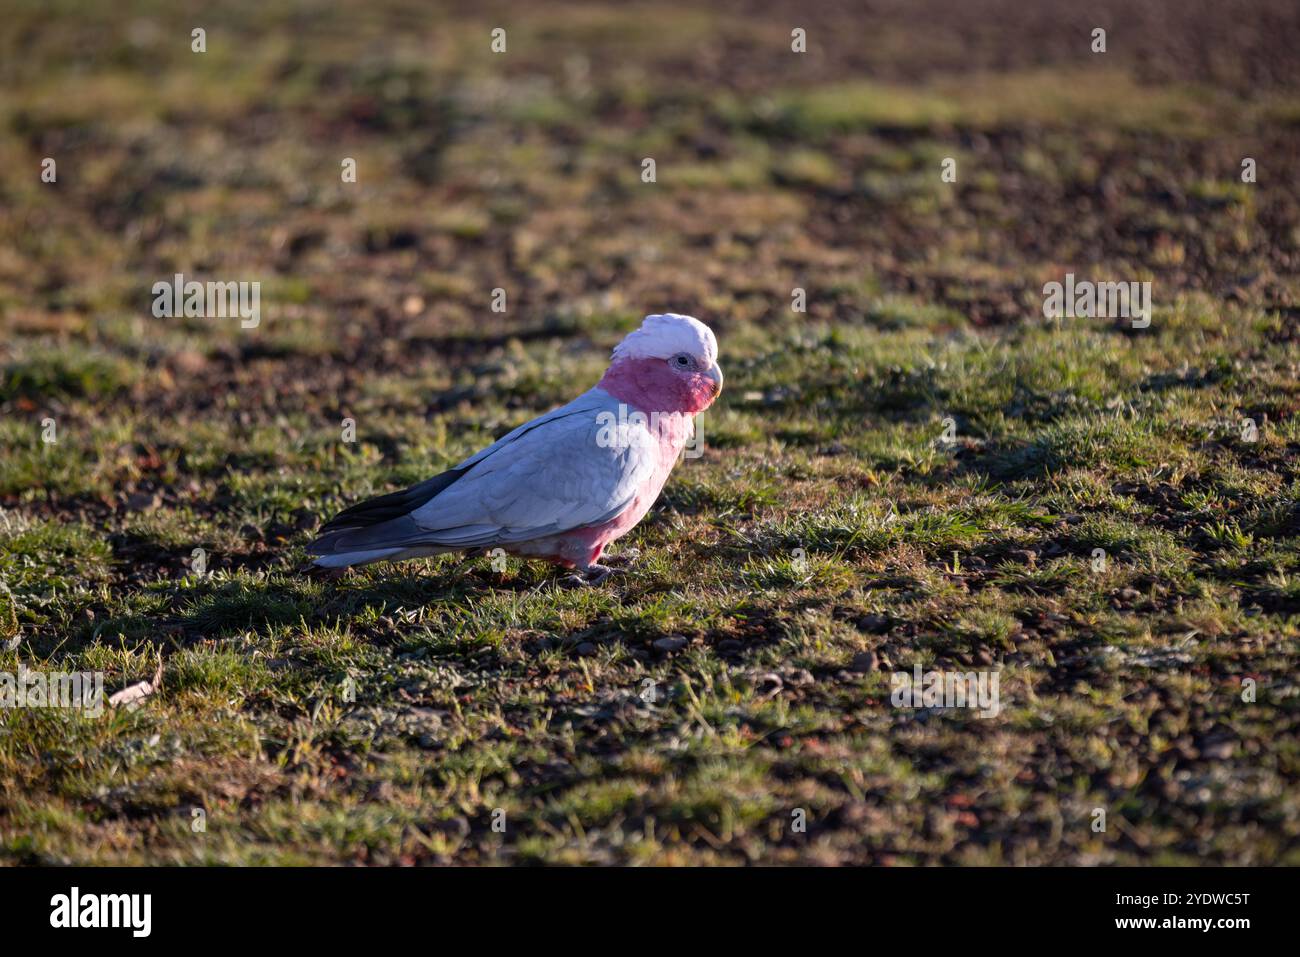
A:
[{"left": 2, "top": 0, "right": 1299, "bottom": 865}]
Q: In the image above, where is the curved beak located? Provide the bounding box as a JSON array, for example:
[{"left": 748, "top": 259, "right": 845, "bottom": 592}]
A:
[{"left": 705, "top": 363, "right": 724, "bottom": 397}]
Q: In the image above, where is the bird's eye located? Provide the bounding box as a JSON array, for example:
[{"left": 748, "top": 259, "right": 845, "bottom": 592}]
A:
[{"left": 674, "top": 355, "right": 691, "bottom": 367}]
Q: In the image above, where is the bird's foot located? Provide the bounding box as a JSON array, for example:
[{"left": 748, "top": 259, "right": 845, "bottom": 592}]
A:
[{"left": 560, "top": 563, "right": 623, "bottom": 588}]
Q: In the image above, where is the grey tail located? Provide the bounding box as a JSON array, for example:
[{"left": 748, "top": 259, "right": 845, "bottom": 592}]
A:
[{"left": 307, "top": 466, "right": 468, "bottom": 558}]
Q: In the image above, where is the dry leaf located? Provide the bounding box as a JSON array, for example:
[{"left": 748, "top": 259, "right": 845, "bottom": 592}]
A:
[{"left": 109, "top": 652, "right": 164, "bottom": 710}]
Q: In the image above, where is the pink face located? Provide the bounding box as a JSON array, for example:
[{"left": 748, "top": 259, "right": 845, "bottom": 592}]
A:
[
  {"left": 598, "top": 350, "right": 724, "bottom": 416},
  {"left": 663, "top": 350, "right": 724, "bottom": 414}
]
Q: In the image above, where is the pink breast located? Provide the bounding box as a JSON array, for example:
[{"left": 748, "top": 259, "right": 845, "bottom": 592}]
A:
[{"left": 561, "top": 410, "right": 691, "bottom": 565}]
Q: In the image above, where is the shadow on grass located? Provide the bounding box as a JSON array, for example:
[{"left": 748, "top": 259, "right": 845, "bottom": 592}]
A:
[{"left": 173, "top": 561, "right": 573, "bottom": 641}]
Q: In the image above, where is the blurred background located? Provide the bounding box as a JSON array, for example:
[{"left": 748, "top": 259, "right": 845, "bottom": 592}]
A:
[
  {"left": 2, "top": 0, "right": 1297, "bottom": 367},
  {"left": 1, "top": 1, "right": 1299, "bottom": 865}
]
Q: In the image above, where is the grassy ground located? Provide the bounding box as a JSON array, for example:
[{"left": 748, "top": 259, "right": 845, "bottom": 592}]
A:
[{"left": 2, "top": 0, "right": 1299, "bottom": 864}]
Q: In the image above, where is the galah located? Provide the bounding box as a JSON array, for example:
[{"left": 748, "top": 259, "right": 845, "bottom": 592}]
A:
[{"left": 308, "top": 313, "right": 723, "bottom": 584}]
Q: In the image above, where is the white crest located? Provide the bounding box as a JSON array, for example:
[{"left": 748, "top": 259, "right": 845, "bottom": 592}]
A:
[{"left": 612, "top": 313, "right": 717, "bottom": 364}]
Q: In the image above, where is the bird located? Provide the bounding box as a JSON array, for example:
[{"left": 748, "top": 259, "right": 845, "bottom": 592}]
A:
[{"left": 307, "top": 313, "right": 723, "bottom": 585}]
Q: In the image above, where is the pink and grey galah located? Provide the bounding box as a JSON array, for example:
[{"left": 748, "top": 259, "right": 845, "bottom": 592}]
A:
[{"left": 309, "top": 313, "right": 723, "bottom": 584}]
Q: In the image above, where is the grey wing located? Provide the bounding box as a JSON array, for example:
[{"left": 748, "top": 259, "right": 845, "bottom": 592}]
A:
[
  {"left": 454, "top": 389, "right": 614, "bottom": 470},
  {"left": 309, "top": 389, "right": 657, "bottom": 556},
  {"left": 408, "top": 400, "right": 658, "bottom": 547}
]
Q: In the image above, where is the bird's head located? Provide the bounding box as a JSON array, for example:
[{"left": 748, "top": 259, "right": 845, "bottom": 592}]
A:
[{"left": 599, "top": 313, "right": 723, "bottom": 416}]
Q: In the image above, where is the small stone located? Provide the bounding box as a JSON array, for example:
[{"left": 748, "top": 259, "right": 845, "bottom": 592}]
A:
[
  {"left": 837, "top": 801, "right": 873, "bottom": 826},
  {"left": 849, "top": 651, "right": 878, "bottom": 673},
  {"left": 126, "top": 490, "right": 160, "bottom": 512},
  {"left": 576, "top": 642, "right": 597, "bottom": 656},
  {"left": 1199, "top": 736, "right": 1235, "bottom": 760},
  {"left": 856, "top": 613, "right": 889, "bottom": 633},
  {"left": 653, "top": 636, "right": 688, "bottom": 653},
  {"left": 173, "top": 350, "right": 208, "bottom": 375},
  {"left": 717, "top": 639, "right": 743, "bottom": 654},
  {"left": 367, "top": 781, "right": 395, "bottom": 802}
]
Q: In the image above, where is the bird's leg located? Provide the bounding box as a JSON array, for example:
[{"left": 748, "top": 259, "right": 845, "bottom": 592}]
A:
[{"left": 559, "top": 562, "right": 623, "bottom": 588}]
